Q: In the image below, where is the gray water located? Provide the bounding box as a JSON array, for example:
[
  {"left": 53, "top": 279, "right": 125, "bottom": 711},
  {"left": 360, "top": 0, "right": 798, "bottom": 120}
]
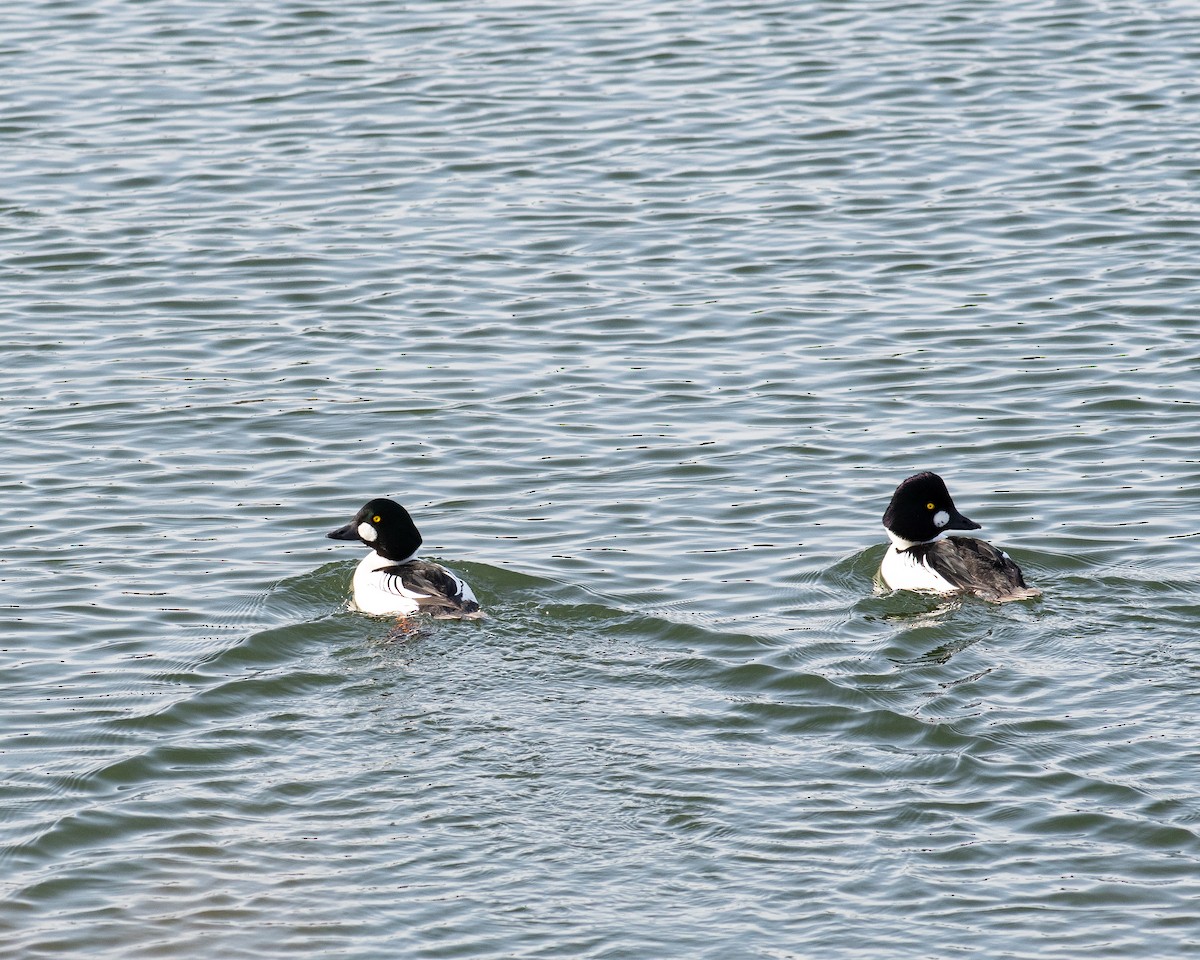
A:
[{"left": 4, "top": 1, "right": 1200, "bottom": 957}]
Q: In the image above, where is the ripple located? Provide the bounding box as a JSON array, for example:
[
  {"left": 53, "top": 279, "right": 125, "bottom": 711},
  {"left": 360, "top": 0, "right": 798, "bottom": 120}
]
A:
[{"left": 5, "top": 0, "right": 1200, "bottom": 955}]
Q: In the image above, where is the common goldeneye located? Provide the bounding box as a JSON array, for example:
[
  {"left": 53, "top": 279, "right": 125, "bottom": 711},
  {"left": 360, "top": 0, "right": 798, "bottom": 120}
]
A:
[
  {"left": 879, "top": 472, "right": 1040, "bottom": 603},
  {"left": 326, "top": 498, "right": 482, "bottom": 618}
]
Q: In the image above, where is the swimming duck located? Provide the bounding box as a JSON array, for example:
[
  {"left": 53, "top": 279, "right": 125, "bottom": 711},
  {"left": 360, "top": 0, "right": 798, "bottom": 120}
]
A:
[
  {"left": 326, "top": 498, "right": 482, "bottom": 618},
  {"left": 879, "top": 472, "right": 1040, "bottom": 602}
]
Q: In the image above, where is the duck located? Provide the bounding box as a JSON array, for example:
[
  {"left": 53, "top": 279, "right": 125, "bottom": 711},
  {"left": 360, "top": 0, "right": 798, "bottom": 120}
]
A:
[
  {"left": 326, "top": 498, "right": 482, "bottom": 618},
  {"left": 879, "top": 472, "right": 1040, "bottom": 603}
]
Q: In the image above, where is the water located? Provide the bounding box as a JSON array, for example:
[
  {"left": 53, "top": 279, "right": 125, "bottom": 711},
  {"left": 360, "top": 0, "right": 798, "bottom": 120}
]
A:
[{"left": 4, "top": 0, "right": 1200, "bottom": 956}]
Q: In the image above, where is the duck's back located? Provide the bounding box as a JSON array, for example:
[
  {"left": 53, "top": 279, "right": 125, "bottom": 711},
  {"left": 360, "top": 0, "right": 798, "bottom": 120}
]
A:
[{"left": 908, "top": 536, "right": 1040, "bottom": 603}]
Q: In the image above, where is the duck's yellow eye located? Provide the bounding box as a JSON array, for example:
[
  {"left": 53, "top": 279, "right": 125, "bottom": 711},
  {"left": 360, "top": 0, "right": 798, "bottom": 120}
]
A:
[
  {"left": 372, "top": 515, "right": 381, "bottom": 523},
  {"left": 926, "top": 502, "right": 935, "bottom": 510}
]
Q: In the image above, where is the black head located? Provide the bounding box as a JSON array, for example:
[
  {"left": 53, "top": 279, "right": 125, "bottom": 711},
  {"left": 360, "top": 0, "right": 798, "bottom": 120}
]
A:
[
  {"left": 326, "top": 498, "right": 423, "bottom": 561},
  {"left": 882, "top": 471, "right": 981, "bottom": 546}
]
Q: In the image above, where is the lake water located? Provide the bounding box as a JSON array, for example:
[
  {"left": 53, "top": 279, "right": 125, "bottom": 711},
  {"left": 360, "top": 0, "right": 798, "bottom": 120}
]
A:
[{"left": 4, "top": 1, "right": 1200, "bottom": 957}]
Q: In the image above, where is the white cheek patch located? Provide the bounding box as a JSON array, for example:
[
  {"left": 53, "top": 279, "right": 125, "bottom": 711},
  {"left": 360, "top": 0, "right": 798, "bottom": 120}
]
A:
[
  {"left": 357, "top": 521, "right": 378, "bottom": 542},
  {"left": 933, "top": 510, "right": 950, "bottom": 528}
]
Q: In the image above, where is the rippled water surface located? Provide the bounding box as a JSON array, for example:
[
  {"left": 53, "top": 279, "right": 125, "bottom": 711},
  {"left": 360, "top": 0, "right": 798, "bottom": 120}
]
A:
[{"left": 4, "top": 1, "right": 1200, "bottom": 956}]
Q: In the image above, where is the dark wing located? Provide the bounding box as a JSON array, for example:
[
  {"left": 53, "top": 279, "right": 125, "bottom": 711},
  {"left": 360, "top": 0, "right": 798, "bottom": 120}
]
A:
[
  {"left": 914, "top": 537, "right": 1040, "bottom": 603},
  {"left": 378, "top": 561, "right": 482, "bottom": 618}
]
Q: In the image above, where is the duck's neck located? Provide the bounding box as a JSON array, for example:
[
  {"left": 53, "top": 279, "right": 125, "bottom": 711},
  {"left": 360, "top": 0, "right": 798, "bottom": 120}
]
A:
[{"left": 886, "top": 529, "right": 940, "bottom": 551}]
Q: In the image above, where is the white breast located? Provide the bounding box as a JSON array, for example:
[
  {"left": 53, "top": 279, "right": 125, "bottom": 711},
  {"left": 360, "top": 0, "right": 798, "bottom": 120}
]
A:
[
  {"left": 350, "top": 552, "right": 423, "bottom": 616},
  {"left": 879, "top": 545, "right": 958, "bottom": 594}
]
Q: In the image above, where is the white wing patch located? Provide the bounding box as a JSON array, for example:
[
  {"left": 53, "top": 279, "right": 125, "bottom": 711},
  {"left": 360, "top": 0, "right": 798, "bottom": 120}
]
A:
[
  {"left": 379, "top": 571, "right": 431, "bottom": 600},
  {"left": 444, "top": 569, "right": 477, "bottom": 605}
]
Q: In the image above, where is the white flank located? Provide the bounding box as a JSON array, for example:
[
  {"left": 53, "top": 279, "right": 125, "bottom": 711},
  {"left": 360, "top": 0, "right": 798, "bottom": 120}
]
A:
[
  {"left": 350, "top": 551, "right": 421, "bottom": 615},
  {"left": 879, "top": 546, "right": 958, "bottom": 594}
]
